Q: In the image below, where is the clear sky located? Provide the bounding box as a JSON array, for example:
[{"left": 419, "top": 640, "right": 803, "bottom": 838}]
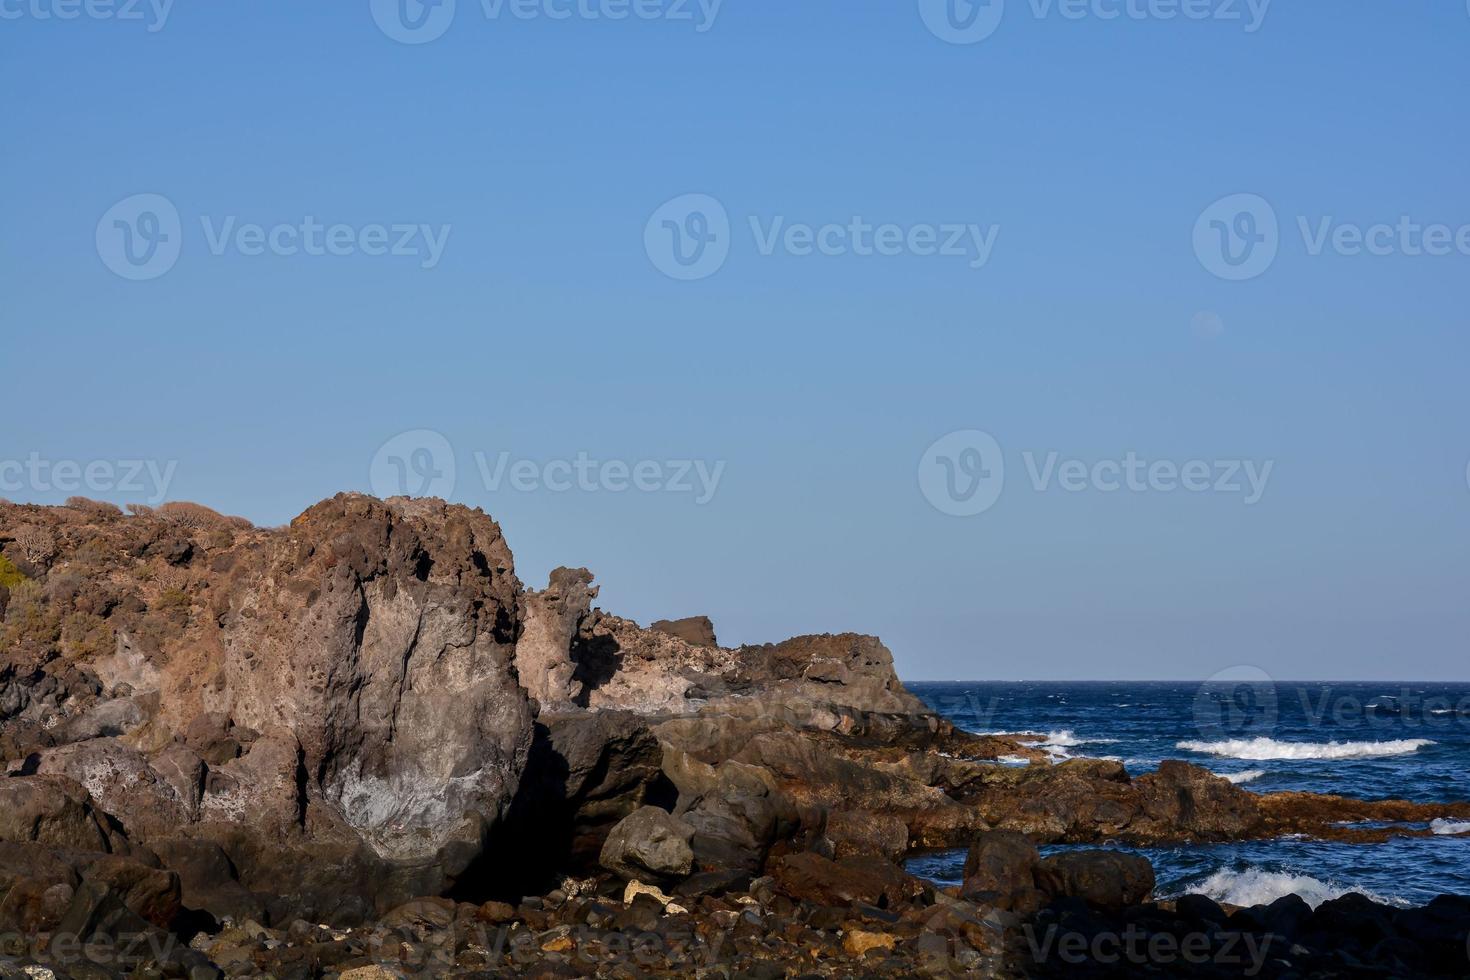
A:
[{"left": 4, "top": 1, "right": 1468, "bottom": 681}]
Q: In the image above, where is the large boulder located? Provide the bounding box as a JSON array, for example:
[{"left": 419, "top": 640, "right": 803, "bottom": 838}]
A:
[
  {"left": 768, "top": 852, "right": 926, "bottom": 910},
  {"left": 0, "top": 776, "right": 113, "bottom": 853},
  {"left": 1133, "top": 760, "right": 1263, "bottom": 840},
  {"left": 3, "top": 495, "right": 537, "bottom": 922},
  {"left": 960, "top": 830, "right": 1043, "bottom": 912},
  {"left": 1034, "top": 850, "right": 1155, "bottom": 909},
  {"left": 599, "top": 806, "right": 695, "bottom": 881}
]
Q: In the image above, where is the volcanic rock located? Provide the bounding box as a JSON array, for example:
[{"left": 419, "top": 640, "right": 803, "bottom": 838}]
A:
[
  {"left": 650, "top": 615, "right": 718, "bottom": 648},
  {"left": 599, "top": 806, "right": 695, "bottom": 881}
]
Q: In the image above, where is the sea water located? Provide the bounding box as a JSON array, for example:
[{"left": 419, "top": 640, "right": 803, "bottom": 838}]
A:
[{"left": 906, "top": 681, "right": 1470, "bottom": 908}]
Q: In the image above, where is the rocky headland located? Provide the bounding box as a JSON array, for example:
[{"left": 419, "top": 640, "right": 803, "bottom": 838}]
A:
[{"left": 1, "top": 495, "right": 1467, "bottom": 977}]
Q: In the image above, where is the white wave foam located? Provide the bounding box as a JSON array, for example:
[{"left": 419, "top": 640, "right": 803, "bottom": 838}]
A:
[
  {"left": 997, "top": 755, "right": 1033, "bottom": 767},
  {"left": 1179, "top": 868, "right": 1405, "bottom": 910},
  {"left": 1430, "top": 819, "right": 1470, "bottom": 836},
  {"left": 1221, "top": 770, "right": 1266, "bottom": 785},
  {"left": 1177, "top": 737, "right": 1434, "bottom": 761}
]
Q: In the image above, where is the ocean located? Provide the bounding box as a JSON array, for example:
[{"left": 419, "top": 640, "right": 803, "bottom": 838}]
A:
[{"left": 906, "top": 681, "right": 1470, "bottom": 908}]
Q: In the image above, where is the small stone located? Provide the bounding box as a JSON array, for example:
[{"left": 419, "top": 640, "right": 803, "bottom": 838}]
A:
[
  {"left": 623, "top": 879, "right": 673, "bottom": 907},
  {"left": 842, "top": 929, "right": 898, "bottom": 957},
  {"left": 476, "top": 899, "right": 517, "bottom": 924}
]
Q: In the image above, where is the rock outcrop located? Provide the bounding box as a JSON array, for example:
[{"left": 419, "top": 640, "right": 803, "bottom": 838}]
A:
[
  {"left": 6, "top": 494, "right": 1470, "bottom": 978},
  {"left": 649, "top": 615, "right": 718, "bottom": 648},
  {"left": 2, "top": 494, "right": 535, "bottom": 921}
]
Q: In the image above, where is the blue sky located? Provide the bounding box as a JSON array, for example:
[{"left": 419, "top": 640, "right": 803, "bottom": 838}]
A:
[{"left": 4, "top": 1, "right": 1468, "bottom": 680}]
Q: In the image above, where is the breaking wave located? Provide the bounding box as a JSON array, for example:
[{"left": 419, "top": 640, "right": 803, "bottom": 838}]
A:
[
  {"left": 1220, "top": 769, "right": 1267, "bottom": 785},
  {"left": 1177, "top": 737, "right": 1434, "bottom": 761},
  {"left": 1175, "top": 867, "right": 1407, "bottom": 910}
]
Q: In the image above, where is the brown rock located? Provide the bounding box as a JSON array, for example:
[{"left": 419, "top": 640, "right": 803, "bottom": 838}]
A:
[
  {"left": 650, "top": 616, "right": 719, "bottom": 648},
  {"left": 842, "top": 927, "right": 898, "bottom": 956},
  {"left": 1133, "top": 760, "right": 1263, "bottom": 840},
  {"left": 960, "top": 830, "right": 1043, "bottom": 913},
  {"left": 823, "top": 809, "right": 910, "bottom": 862},
  {"left": 599, "top": 806, "right": 695, "bottom": 880},
  {"left": 768, "top": 852, "right": 924, "bottom": 910},
  {"left": 0, "top": 776, "right": 111, "bottom": 853},
  {"left": 516, "top": 568, "right": 599, "bottom": 710},
  {"left": 1034, "top": 850, "right": 1155, "bottom": 909}
]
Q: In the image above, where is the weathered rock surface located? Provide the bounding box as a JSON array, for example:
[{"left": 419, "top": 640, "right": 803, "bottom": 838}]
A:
[
  {"left": 959, "top": 830, "right": 1042, "bottom": 912},
  {"left": 1034, "top": 849, "right": 1155, "bottom": 909},
  {"left": 2, "top": 494, "right": 535, "bottom": 921},
  {"left": 598, "top": 806, "right": 695, "bottom": 881},
  {"left": 649, "top": 615, "right": 718, "bottom": 648},
  {"left": 6, "top": 494, "right": 1470, "bottom": 978},
  {"left": 516, "top": 567, "right": 598, "bottom": 711}
]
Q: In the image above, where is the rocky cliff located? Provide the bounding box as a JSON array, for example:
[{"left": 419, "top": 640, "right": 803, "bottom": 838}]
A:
[
  {"left": 0, "top": 495, "right": 936, "bottom": 927},
  {"left": 3, "top": 495, "right": 1467, "bottom": 978}
]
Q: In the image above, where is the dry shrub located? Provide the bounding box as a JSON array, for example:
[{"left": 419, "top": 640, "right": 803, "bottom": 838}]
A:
[
  {"left": 12, "top": 525, "right": 57, "bottom": 564},
  {"left": 156, "top": 502, "right": 253, "bottom": 532},
  {"left": 66, "top": 497, "right": 123, "bottom": 517}
]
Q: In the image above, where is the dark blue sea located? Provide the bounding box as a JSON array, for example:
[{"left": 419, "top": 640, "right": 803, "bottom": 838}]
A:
[{"left": 906, "top": 681, "right": 1470, "bottom": 908}]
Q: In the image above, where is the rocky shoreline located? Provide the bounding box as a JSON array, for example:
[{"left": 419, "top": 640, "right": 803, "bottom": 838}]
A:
[{"left": 1, "top": 495, "right": 1467, "bottom": 977}]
